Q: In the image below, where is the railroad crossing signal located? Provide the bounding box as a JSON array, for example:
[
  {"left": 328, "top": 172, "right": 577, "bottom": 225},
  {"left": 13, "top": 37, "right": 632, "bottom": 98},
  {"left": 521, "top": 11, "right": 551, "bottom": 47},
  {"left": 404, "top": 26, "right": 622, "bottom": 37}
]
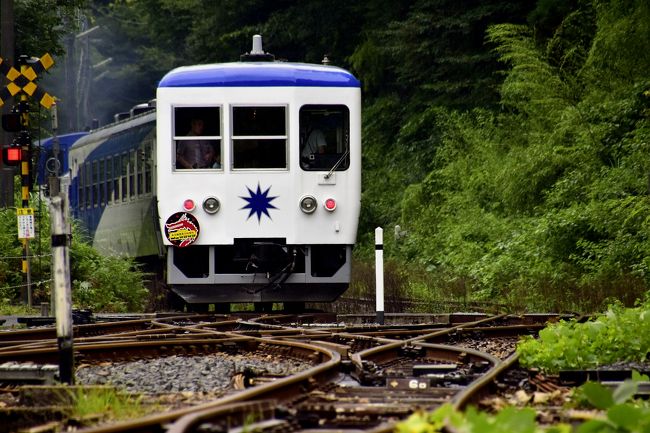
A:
[
  {"left": 0, "top": 54, "right": 56, "bottom": 307},
  {"left": 2, "top": 145, "right": 22, "bottom": 166},
  {"left": 0, "top": 54, "right": 55, "bottom": 108}
]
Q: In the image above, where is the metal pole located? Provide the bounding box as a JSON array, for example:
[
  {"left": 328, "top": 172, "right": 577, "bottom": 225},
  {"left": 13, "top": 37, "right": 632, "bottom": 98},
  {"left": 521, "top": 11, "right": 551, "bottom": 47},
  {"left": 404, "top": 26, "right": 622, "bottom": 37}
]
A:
[
  {"left": 375, "top": 227, "right": 384, "bottom": 325},
  {"left": 50, "top": 193, "right": 74, "bottom": 384},
  {"left": 48, "top": 103, "right": 61, "bottom": 196},
  {"left": 50, "top": 103, "right": 60, "bottom": 310},
  {"left": 18, "top": 57, "right": 32, "bottom": 306}
]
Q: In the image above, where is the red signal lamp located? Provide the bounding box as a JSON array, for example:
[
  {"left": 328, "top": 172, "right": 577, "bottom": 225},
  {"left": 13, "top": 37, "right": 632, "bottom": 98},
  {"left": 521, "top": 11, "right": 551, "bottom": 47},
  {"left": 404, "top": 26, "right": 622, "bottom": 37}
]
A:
[
  {"left": 182, "top": 199, "right": 196, "bottom": 212},
  {"left": 2, "top": 146, "right": 22, "bottom": 166},
  {"left": 324, "top": 198, "right": 337, "bottom": 212}
]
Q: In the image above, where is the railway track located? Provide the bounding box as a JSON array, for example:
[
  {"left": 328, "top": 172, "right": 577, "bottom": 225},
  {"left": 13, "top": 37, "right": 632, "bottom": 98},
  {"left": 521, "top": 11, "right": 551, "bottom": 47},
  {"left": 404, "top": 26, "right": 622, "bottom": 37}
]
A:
[{"left": 0, "top": 312, "right": 568, "bottom": 432}]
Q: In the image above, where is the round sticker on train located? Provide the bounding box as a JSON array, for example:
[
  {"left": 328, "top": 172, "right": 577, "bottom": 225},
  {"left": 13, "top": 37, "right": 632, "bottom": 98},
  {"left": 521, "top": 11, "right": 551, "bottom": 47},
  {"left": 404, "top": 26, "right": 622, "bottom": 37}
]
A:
[{"left": 164, "top": 212, "right": 200, "bottom": 247}]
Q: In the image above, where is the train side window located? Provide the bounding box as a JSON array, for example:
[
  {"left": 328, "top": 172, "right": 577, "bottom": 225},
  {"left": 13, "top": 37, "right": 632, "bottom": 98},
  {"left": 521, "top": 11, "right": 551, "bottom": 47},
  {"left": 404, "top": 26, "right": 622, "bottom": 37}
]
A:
[
  {"left": 144, "top": 140, "right": 153, "bottom": 193},
  {"left": 129, "top": 150, "right": 136, "bottom": 198},
  {"left": 138, "top": 140, "right": 151, "bottom": 194},
  {"left": 85, "top": 163, "right": 92, "bottom": 209},
  {"left": 92, "top": 160, "right": 99, "bottom": 207},
  {"left": 232, "top": 106, "right": 287, "bottom": 169},
  {"left": 78, "top": 163, "right": 85, "bottom": 209},
  {"left": 112, "top": 156, "right": 119, "bottom": 203},
  {"left": 173, "top": 106, "right": 221, "bottom": 170},
  {"left": 99, "top": 159, "right": 105, "bottom": 206},
  {"left": 121, "top": 153, "right": 128, "bottom": 202},
  {"left": 106, "top": 156, "right": 113, "bottom": 204},
  {"left": 299, "top": 105, "right": 350, "bottom": 171}
]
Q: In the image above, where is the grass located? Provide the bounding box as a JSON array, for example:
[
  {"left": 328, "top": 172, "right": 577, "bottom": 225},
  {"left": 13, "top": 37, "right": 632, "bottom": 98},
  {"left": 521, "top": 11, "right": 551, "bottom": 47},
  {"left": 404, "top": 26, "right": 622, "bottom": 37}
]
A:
[
  {"left": 68, "top": 386, "right": 149, "bottom": 423},
  {"left": 0, "top": 299, "right": 38, "bottom": 316}
]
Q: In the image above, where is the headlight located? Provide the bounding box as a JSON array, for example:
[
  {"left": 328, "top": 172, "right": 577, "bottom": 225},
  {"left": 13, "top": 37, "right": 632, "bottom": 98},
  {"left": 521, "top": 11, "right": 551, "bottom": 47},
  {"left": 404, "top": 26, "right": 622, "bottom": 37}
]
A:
[
  {"left": 202, "top": 197, "right": 220, "bottom": 214},
  {"left": 299, "top": 195, "right": 317, "bottom": 214}
]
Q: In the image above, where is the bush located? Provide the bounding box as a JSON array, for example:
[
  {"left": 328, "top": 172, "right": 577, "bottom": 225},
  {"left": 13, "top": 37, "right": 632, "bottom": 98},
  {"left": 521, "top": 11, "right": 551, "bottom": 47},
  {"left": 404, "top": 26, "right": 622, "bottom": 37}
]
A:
[{"left": 0, "top": 190, "right": 147, "bottom": 313}]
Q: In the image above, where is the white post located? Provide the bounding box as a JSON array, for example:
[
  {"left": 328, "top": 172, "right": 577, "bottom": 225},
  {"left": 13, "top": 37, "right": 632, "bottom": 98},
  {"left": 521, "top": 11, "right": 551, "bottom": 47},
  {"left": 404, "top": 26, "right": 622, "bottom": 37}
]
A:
[
  {"left": 375, "top": 227, "right": 384, "bottom": 325},
  {"left": 50, "top": 193, "right": 74, "bottom": 384}
]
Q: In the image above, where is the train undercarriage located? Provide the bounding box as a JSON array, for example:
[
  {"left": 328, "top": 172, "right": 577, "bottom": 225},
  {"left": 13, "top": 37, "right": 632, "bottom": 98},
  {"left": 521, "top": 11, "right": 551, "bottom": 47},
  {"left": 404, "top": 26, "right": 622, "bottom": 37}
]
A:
[{"left": 158, "top": 240, "right": 352, "bottom": 312}]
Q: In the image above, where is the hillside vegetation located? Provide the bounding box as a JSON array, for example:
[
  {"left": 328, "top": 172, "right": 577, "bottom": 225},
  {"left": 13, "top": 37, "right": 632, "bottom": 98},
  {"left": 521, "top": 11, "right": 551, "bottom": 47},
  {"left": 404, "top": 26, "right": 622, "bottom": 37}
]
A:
[{"left": 5, "top": 0, "right": 649, "bottom": 312}]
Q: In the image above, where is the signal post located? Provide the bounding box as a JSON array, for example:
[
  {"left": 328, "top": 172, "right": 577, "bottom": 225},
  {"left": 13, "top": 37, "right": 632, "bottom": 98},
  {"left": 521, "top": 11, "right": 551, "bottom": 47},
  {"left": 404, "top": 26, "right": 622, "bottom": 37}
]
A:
[{"left": 1, "top": 53, "right": 55, "bottom": 305}]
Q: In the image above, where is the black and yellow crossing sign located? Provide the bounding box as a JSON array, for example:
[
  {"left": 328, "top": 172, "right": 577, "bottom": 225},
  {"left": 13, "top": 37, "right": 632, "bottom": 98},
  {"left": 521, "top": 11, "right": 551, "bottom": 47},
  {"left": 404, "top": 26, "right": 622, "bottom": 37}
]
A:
[{"left": 0, "top": 54, "right": 55, "bottom": 108}]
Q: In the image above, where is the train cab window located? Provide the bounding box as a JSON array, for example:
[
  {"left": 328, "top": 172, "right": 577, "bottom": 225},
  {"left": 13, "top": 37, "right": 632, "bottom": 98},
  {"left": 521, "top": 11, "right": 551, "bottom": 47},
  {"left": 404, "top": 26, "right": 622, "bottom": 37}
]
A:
[
  {"left": 232, "top": 106, "right": 287, "bottom": 169},
  {"left": 173, "top": 107, "right": 221, "bottom": 170},
  {"left": 299, "top": 105, "right": 350, "bottom": 171}
]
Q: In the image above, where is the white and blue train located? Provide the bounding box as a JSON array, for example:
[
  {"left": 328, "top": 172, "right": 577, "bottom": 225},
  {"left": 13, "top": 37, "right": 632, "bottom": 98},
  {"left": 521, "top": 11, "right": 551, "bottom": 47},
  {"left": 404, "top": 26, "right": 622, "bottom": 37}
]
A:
[{"left": 51, "top": 36, "right": 361, "bottom": 311}]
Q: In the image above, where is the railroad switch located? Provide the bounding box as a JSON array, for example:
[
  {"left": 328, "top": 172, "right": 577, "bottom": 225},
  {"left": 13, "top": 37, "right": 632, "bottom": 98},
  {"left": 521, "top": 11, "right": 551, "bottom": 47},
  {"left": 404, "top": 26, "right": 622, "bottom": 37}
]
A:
[{"left": 0, "top": 362, "right": 58, "bottom": 385}]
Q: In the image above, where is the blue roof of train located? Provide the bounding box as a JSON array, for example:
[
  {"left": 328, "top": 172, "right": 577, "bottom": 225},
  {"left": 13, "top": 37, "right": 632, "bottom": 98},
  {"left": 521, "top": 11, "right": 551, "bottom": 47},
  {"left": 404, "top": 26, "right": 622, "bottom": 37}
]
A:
[{"left": 158, "top": 62, "right": 360, "bottom": 88}]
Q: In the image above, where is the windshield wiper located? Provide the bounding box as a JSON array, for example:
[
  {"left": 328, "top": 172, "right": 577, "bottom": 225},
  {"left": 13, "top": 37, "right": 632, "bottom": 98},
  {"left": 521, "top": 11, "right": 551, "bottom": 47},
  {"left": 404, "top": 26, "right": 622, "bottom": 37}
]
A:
[{"left": 324, "top": 148, "right": 349, "bottom": 179}]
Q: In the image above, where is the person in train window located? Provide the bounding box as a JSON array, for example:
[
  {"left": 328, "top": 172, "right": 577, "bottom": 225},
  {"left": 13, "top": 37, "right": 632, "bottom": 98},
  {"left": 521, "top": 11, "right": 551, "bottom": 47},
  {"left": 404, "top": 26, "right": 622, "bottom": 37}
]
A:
[
  {"left": 176, "top": 118, "right": 211, "bottom": 169},
  {"left": 201, "top": 143, "right": 221, "bottom": 169},
  {"left": 301, "top": 128, "right": 327, "bottom": 165}
]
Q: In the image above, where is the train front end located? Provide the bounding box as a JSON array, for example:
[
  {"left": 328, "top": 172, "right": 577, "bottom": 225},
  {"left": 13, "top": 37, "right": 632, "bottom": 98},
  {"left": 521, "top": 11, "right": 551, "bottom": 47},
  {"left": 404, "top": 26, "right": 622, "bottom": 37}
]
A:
[{"left": 156, "top": 52, "right": 361, "bottom": 307}]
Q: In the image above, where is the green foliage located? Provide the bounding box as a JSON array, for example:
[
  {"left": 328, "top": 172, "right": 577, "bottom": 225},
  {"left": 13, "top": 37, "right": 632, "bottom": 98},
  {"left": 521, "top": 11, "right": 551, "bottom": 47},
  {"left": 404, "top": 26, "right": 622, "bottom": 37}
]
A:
[
  {"left": 11, "top": 0, "right": 650, "bottom": 313},
  {"left": 517, "top": 295, "right": 650, "bottom": 372},
  {"left": 69, "top": 238, "right": 148, "bottom": 313},
  {"left": 11, "top": 0, "right": 86, "bottom": 57},
  {"left": 375, "top": 0, "right": 650, "bottom": 311},
  {"left": 574, "top": 373, "right": 650, "bottom": 433},
  {"left": 396, "top": 375, "right": 650, "bottom": 432},
  {"left": 0, "top": 189, "right": 147, "bottom": 313},
  {"left": 396, "top": 403, "right": 571, "bottom": 433}
]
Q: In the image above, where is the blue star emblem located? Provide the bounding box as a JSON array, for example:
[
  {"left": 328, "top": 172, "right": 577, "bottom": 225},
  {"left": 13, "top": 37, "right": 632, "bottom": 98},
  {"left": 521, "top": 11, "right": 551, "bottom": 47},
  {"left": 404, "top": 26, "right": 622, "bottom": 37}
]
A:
[{"left": 240, "top": 183, "right": 278, "bottom": 222}]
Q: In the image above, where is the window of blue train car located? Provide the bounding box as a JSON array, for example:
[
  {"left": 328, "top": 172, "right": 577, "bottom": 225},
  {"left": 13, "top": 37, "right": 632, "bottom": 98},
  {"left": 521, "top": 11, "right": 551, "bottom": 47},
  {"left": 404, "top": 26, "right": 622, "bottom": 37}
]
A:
[
  {"left": 99, "top": 159, "right": 105, "bottom": 206},
  {"left": 92, "top": 160, "right": 99, "bottom": 207},
  {"left": 121, "top": 153, "right": 128, "bottom": 201},
  {"left": 85, "top": 163, "right": 92, "bottom": 209},
  {"left": 78, "top": 164, "right": 84, "bottom": 209},
  {"left": 106, "top": 156, "right": 113, "bottom": 204},
  {"left": 232, "top": 106, "right": 287, "bottom": 169},
  {"left": 129, "top": 150, "right": 136, "bottom": 199},
  {"left": 173, "top": 106, "right": 221, "bottom": 170},
  {"left": 112, "top": 156, "right": 119, "bottom": 203},
  {"left": 299, "top": 105, "right": 350, "bottom": 171},
  {"left": 144, "top": 140, "right": 152, "bottom": 193}
]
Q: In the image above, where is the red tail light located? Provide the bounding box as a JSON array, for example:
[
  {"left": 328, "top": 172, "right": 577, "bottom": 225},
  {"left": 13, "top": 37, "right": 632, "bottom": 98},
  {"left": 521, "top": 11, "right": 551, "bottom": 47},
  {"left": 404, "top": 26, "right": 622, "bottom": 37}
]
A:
[
  {"left": 183, "top": 199, "right": 195, "bottom": 211},
  {"left": 324, "top": 198, "right": 336, "bottom": 212}
]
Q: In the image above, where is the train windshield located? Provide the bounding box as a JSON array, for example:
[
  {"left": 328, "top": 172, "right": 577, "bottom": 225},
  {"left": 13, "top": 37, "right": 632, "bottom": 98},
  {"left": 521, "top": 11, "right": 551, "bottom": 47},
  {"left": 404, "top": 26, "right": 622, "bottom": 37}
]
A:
[
  {"left": 232, "top": 106, "right": 287, "bottom": 169},
  {"left": 300, "top": 105, "right": 350, "bottom": 171},
  {"left": 173, "top": 107, "right": 222, "bottom": 170}
]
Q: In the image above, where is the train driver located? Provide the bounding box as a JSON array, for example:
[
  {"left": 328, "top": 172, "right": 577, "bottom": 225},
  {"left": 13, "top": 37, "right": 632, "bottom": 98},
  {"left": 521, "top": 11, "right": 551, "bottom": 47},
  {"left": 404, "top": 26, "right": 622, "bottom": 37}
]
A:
[{"left": 301, "top": 128, "right": 327, "bottom": 166}]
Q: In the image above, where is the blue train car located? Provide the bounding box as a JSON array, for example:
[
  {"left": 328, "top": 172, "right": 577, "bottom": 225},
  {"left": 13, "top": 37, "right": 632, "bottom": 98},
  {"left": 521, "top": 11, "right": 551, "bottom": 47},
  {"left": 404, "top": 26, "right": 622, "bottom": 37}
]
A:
[
  {"left": 68, "top": 108, "right": 162, "bottom": 258},
  {"left": 35, "top": 132, "right": 88, "bottom": 185}
]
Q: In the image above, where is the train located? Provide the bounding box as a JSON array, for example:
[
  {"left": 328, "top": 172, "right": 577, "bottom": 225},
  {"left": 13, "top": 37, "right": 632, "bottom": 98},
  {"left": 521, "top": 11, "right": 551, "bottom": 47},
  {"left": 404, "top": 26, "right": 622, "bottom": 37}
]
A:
[{"left": 39, "top": 36, "right": 362, "bottom": 312}]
